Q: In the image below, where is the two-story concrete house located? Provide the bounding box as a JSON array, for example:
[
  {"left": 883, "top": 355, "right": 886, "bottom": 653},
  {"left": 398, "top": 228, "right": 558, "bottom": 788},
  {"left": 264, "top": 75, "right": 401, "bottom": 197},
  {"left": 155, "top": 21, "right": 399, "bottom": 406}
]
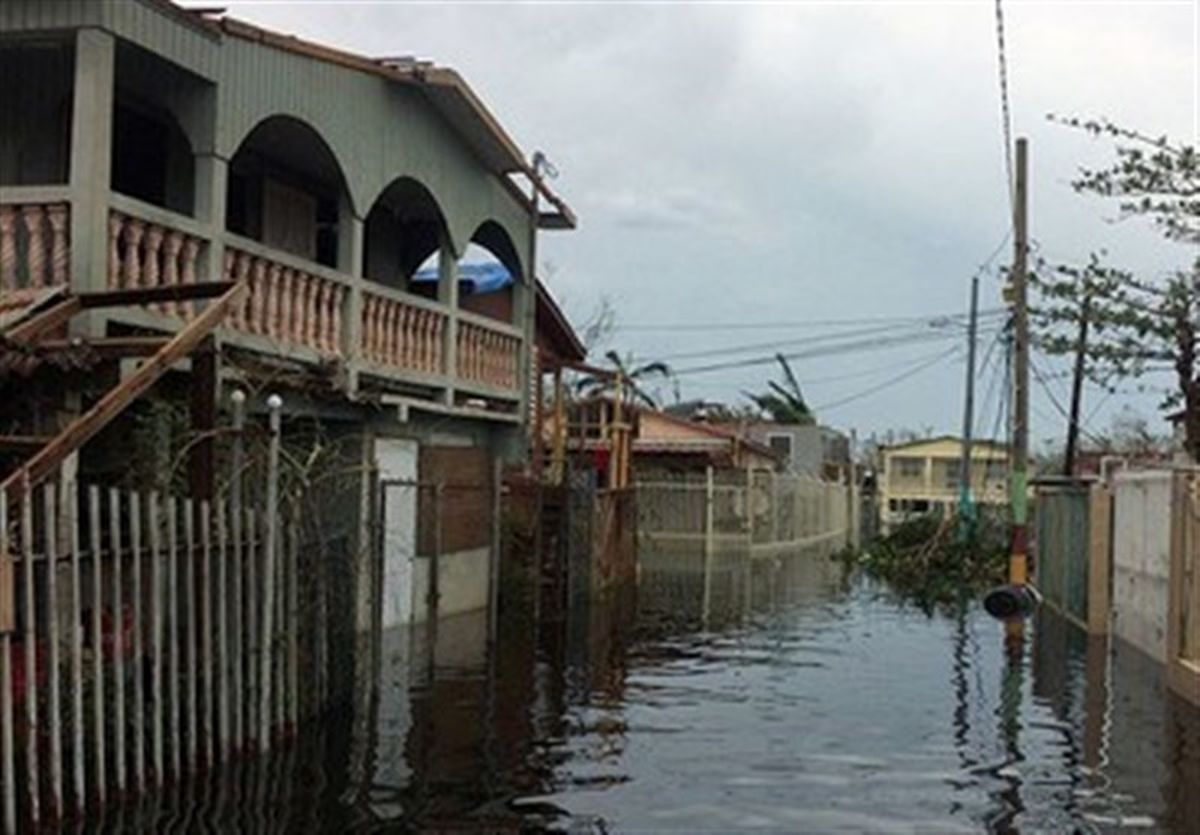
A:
[
  {"left": 878, "top": 436, "right": 1010, "bottom": 532},
  {"left": 0, "top": 0, "right": 574, "bottom": 629}
]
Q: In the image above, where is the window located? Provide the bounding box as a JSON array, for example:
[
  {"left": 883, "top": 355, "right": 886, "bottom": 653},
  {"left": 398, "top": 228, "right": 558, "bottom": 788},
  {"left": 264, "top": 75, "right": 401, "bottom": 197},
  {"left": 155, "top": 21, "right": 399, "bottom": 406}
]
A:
[
  {"left": 942, "top": 458, "right": 961, "bottom": 489},
  {"left": 768, "top": 434, "right": 792, "bottom": 465},
  {"left": 893, "top": 456, "right": 924, "bottom": 479}
]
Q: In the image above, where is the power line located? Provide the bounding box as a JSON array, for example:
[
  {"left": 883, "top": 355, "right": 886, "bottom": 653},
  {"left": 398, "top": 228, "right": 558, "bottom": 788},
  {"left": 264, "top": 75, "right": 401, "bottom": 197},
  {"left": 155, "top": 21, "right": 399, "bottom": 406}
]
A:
[
  {"left": 812, "top": 346, "right": 964, "bottom": 412},
  {"left": 652, "top": 313, "right": 1005, "bottom": 363},
  {"left": 617, "top": 309, "right": 1006, "bottom": 333},
  {"left": 669, "top": 325, "right": 1002, "bottom": 378}
]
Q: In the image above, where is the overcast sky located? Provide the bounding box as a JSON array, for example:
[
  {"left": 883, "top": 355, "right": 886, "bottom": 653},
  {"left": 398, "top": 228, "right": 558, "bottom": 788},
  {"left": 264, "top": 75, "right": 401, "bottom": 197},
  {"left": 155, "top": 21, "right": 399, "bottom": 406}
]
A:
[{"left": 209, "top": 0, "right": 1196, "bottom": 449}]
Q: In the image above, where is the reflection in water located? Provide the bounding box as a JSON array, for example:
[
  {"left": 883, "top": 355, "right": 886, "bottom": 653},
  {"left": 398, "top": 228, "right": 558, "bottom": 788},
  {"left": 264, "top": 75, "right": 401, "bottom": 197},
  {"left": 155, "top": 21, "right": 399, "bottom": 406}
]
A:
[{"left": 82, "top": 545, "right": 1200, "bottom": 832}]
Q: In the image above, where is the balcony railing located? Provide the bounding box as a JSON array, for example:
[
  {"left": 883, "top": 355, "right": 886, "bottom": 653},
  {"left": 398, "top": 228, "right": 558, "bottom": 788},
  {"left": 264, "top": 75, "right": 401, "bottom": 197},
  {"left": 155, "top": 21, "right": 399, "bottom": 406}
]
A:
[
  {"left": 94, "top": 194, "right": 526, "bottom": 402},
  {"left": 0, "top": 186, "right": 71, "bottom": 292},
  {"left": 222, "top": 236, "right": 346, "bottom": 357},
  {"left": 362, "top": 286, "right": 446, "bottom": 376},
  {"left": 457, "top": 316, "right": 521, "bottom": 390},
  {"left": 108, "top": 195, "right": 209, "bottom": 318}
]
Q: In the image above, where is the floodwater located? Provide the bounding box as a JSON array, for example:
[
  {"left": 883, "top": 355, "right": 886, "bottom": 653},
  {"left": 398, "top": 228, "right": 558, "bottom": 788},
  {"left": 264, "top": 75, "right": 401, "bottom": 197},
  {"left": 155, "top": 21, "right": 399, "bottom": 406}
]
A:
[{"left": 86, "top": 548, "right": 1200, "bottom": 833}]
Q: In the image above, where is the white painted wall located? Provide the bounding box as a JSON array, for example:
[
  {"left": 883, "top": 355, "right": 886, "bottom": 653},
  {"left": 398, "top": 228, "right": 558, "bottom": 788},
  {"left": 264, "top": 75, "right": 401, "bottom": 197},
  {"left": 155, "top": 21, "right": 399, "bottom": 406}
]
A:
[
  {"left": 377, "top": 438, "right": 418, "bottom": 629},
  {"left": 1111, "top": 471, "right": 1173, "bottom": 661}
]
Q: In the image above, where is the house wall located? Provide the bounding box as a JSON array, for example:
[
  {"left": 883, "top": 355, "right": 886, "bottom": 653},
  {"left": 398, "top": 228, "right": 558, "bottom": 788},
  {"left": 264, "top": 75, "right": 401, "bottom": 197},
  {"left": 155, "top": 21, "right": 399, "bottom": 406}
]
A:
[
  {"left": 744, "top": 424, "right": 823, "bottom": 476},
  {"left": 1111, "top": 470, "right": 1173, "bottom": 661}
]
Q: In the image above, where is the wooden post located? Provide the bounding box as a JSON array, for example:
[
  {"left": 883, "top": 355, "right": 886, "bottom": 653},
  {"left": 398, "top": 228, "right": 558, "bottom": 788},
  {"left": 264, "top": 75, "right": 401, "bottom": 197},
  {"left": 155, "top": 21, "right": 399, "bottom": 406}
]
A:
[
  {"left": 286, "top": 516, "right": 298, "bottom": 732},
  {"left": 19, "top": 481, "right": 38, "bottom": 824},
  {"left": 229, "top": 390, "right": 245, "bottom": 751},
  {"left": 215, "top": 500, "right": 229, "bottom": 761},
  {"left": 87, "top": 487, "right": 105, "bottom": 805},
  {"left": 183, "top": 498, "right": 197, "bottom": 771},
  {"left": 65, "top": 473, "right": 85, "bottom": 816},
  {"left": 166, "top": 496, "right": 181, "bottom": 780},
  {"left": 200, "top": 500, "right": 214, "bottom": 766},
  {"left": 148, "top": 492, "right": 164, "bottom": 785},
  {"left": 1010, "top": 137, "right": 1030, "bottom": 587},
  {"left": 123, "top": 491, "right": 139, "bottom": 792},
  {"left": 106, "top": 487, "right": 125, "bottom": 791},
  {"left": 702, "top": 466, "right": 714, "bottom": 627},
  {"left": 0, "top": 497, "right": 16, "bottom": 833},
  {"left": 44, "top": 483, "right": 63, "bottom": 820},
  {"left": 189, "top": 338, "right": 217, "bottom": 503},
  {"left": 259, "top": 396, "right": 282, "bottom": 751},
  {"left": 245, "top": 509, "right": 258, "bottom": 750}
]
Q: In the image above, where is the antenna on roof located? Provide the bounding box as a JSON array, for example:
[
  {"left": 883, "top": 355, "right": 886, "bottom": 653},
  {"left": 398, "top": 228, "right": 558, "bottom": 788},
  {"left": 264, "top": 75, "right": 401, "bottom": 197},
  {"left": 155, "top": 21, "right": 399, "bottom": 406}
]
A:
[{"left": 532, "top": 151, "right": 558, "bottom": 180}]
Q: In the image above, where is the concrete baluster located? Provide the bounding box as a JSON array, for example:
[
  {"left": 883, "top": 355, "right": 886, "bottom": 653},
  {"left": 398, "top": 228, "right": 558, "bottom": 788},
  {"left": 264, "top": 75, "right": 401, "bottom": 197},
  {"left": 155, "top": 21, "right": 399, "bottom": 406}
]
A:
[
  {"left": 107, "top": 212, "right": 123, "bottom": 289},
  {"left": 46, "top": 204, "right": 69, "bottom": 287},
  {"left": 161, "top": 230, "right": 183, "bottom": 315},
  {"left": 250, "top": 258, "right": 266, "bottom": 334},
  {"left": 330, "top": 285, "right": 344, "bottom": 356},
  {"left": 21, "top": 205, "right": 46, "bottom": 288},
  {"left": 123, "top": 218, "right": 146, "bottom": 290},
  {"left": 181, "top": 237, "right": 200, "bottom": 319},
  {"left": 0, "top": 207, "right": 16, "bottom": 290}
]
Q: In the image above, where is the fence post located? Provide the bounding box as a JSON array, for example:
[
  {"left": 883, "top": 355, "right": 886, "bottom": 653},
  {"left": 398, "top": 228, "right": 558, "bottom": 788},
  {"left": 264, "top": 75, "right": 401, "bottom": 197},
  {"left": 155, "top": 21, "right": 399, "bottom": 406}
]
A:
[
  {"left": 44, "top": 481, "right": 62, "bottom": 820},
  {"left": 86, "top": 487, "right": 104, "bottom": 806},
  {"left": 65, "top": 469, "right": 85, "bottom": 816},
  {"left": 215, "top": 500, "right": 229, "bottom": 760},
  {"left": 259, "top": 394, "right": 282, "bottom": 752},
  {"left": 19, "top": 478, "right": 38, "bottom": 825},
  {"left": 1087, "top": 484, "right": 1112, "bottom": 635},
  {"left": 229, "top": 389, "right": 245, "bottom": 751},
  {"left": 0, "top": 497, "right": 15, "bottom": 833},
  {"left": 702, "top": 466, "right": 714, "bottom": 627}
]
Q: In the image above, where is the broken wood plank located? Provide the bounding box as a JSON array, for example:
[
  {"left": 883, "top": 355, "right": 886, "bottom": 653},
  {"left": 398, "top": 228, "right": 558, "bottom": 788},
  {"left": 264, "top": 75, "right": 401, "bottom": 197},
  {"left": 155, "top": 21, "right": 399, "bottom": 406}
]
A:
[
  {"left": 36, "top": 336, "right": 171, "bottom": 358},
  {"left": 2, "top": 297, "right": 81, "bottom": 344},
  {"left": 0, "top": 282, "right": 247, "bottom": 498},
  {"left": 77, "top": 281, "right": 236, "bottom": 310},
  {"left": 0, "top": 435, "right": 53, "bottom": 453}
]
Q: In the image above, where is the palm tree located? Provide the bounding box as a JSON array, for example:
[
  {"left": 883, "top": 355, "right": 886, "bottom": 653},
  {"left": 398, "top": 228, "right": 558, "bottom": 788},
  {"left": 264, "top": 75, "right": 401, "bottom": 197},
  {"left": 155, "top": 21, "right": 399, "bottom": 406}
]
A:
[
  {"left": 744, "top": 353, "right": 815, "bottom": 425},
  {"left": 575, "top": 350, "right": 672, "bottom": 409}
]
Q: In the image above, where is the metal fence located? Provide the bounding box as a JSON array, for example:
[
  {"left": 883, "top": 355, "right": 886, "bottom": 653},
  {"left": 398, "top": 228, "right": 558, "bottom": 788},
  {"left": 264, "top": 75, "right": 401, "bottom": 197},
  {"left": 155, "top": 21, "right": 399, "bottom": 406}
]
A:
[
  {"left": 1035, "top": 481, "right": 1092, "bottom": 626},
  {"left": 0, "top": 398, "right": 326, "bottom": 831}
]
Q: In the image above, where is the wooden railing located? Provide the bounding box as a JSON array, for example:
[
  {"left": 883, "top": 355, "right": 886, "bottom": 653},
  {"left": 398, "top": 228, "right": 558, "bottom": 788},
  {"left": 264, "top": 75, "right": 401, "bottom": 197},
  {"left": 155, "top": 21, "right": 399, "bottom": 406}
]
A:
[
  {"left": 0, "top": 188, "right": 71, "bottom": 292},
  {"left": 222, "top": 237, "right": 346, "bottom": 357},
  {"left": 457, "top": 316, "right": 521, "bottom": 390},
  {"left": 107, "top": 196, "right": 209, "bottom": 317},
  {"left": 361, "top": 287, "right": 446, "bottom": 375}
]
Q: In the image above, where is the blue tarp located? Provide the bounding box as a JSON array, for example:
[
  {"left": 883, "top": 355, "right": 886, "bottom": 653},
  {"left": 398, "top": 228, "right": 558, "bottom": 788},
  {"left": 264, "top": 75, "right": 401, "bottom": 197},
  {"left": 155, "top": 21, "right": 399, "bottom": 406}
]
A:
[{"left": 412, "top": 261, "right": 512, "bottom": 294}]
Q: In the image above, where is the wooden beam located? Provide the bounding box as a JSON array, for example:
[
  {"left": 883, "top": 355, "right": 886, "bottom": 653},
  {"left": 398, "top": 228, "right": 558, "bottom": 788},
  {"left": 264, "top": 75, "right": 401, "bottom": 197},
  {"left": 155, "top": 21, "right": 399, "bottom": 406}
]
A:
[
  {"left": 0, "top": 436, "right": 53, "bottom": 453},
  {"left": 0, "top": 283, "right": 246, "bottom": 498},
  {"left": 77, "top": 281, "right": 237, "bottom": 310},
  {"left": 2, "top": 298, "right": 82, "bottom": 345},
  {"left": 36, "top": 337, "right": 171, "bottom": 358},
  {"left": 189, "top": 336, "right": 217, "bottom": 503}
]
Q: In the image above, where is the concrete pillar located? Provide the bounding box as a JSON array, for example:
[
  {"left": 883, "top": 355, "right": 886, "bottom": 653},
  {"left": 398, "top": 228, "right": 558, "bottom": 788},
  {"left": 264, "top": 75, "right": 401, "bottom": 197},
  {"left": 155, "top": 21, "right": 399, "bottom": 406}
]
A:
[
  {"left": 68, "top": 28, "right": 115, "bottom": 336},
  {"left": 338, "top": 195, "right": 364, "bottom": 394},
  {"left": 438, "top": 233, "right": 458, "bottom": 404}
]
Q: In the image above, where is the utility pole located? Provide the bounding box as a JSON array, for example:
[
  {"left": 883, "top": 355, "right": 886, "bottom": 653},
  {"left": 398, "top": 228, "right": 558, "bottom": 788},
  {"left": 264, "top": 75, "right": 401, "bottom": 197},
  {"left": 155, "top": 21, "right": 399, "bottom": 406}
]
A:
[
  {"left": 1063, "top": 292, "right": 1090, "bottom": 477},
  {"left": 1010, "top": 137, "right": 1030, "bottom": 588},
  {"left": 959, "top": 274, "right": 980, "bottom": 533}
]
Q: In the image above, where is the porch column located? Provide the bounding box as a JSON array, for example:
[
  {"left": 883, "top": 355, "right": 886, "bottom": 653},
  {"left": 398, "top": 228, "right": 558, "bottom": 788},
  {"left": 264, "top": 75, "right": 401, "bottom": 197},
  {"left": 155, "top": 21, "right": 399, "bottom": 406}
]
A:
[
  {"left": 68, "top": 28, "right": 115, "bottom": 336},
  {"left": 438, "top": 233, "right": 459, "bottom": 404},
  {"left": 195, "top": 152, "right": 227, "bottom": 285},
  {"left": 338, "top": 195, "right": 364, "bottom": 394}
]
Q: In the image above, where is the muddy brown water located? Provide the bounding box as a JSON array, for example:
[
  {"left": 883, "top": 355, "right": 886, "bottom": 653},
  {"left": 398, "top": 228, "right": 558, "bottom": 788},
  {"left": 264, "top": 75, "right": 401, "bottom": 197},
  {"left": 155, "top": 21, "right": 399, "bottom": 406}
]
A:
[{"left": 79, "top": 550, "right": 1199, "bottom": 833}]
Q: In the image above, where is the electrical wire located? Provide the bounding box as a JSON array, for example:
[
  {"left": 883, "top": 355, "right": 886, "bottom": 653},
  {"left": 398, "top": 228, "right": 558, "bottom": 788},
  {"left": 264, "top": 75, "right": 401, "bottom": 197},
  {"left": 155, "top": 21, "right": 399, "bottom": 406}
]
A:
[
  {"left": 652, "top": 313, "right": 1004, "bottom": 363},
  {"left": 617, "top": 308, "right": 1006, "bottom": 333},
  {"left": 668, "top": 325, "right": 1001, "bottom": 378},
  {"left": 811, "top": 346, "right": 964, "bottom": 412}
]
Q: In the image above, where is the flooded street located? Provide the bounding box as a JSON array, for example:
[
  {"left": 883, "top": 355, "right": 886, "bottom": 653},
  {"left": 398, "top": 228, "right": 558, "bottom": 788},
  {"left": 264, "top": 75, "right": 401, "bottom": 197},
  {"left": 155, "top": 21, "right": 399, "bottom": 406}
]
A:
[{"left": 88, "top": 549, "right": 1199, "bottom": 833}]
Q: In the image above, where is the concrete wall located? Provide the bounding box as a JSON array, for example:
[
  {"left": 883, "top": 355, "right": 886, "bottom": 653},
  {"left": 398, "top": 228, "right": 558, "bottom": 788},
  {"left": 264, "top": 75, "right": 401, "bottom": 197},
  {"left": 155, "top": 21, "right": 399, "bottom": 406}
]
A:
[{"left": 1111, "top": 470, "right": 1173, "bottom": 660}]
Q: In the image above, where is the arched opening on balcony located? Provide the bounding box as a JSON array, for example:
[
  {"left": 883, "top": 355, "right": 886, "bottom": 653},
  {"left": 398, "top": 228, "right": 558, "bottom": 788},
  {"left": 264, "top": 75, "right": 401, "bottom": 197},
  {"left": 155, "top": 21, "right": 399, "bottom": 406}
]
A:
[
  {"left": 111, "top": 39, "right": 209, "bottom": 216},
  {"left": 226, "top": 115, "right": 349, "bottom": 268},
  {"left": 362, "top": 177, "right": 448, "bottom": 298},
  {"left": 457, "top": 220, "right": 523, "bottom": 325}
]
